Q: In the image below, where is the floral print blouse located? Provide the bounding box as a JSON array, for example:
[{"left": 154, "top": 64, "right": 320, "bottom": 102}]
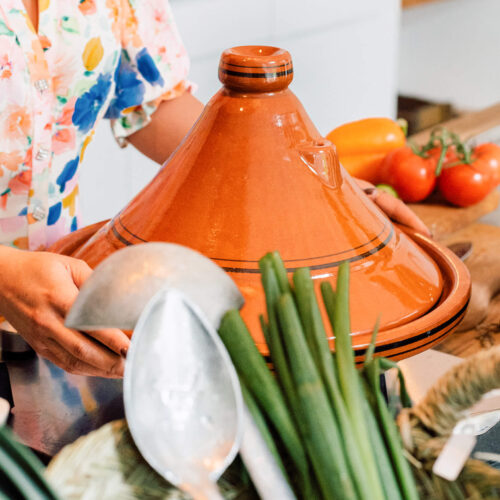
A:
[{"left": 0, "top": 0, "right": 190, "bottom": 250}]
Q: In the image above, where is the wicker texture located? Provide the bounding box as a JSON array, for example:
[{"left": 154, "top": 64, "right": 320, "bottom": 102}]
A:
[
  {"left": 399, "top": 345, "right": 500, "bottom": 498},
  {"left": 45, "top": 346, "right": 500, "bottom": 499},
  {"left": 46, "top": 420, "right": 254, "bottom": 500}
]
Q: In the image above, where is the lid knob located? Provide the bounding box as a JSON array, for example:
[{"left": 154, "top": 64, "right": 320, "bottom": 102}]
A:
[{"left": 218, "top": 45, "right": 293, "bottom": 92}]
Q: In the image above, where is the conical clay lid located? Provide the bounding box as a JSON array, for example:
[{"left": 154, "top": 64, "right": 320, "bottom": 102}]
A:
[{"left": 74, "top": 46, "right": 443, "bottom": 352}]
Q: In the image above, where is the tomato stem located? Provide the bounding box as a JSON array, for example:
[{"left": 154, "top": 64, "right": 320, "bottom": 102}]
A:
[
  {"left": 408, "top": 140, "right": 428, "bottom": 158},
  {"left": 411, "top": 126, "right": 476, "bottom": 176},
  {"left": 450, "top": 131, "right": 473, "bottom": 165},
  {"left": 424, "top": 127, "right": 450, "bottom": 176},
  {"left": 434, "top": 137, "right": 449, "bottom": 176}
]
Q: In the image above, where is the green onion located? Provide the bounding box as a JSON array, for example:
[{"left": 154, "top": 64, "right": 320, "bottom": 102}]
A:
[
  {"left": 362, "top": 382, "right": 403, "bottom": 500},
  {"left": 0, "top": 427, "right": 59, "bottom": 500},
  {"left": 363, "top": 357, "right": 419, "bottom": 500},
  {"left": 277, "top": 292, "right": 356, "bottom": 499},
  {"left": 321, "top": 263, "right": 385, "bottom": 500},
  {"left": 259, "top": 257, "right": 298, "bottom": 411},
  {"left": 269, "top": 251, "right": 291, "bottom": 294},
  {"left": 259, "top": 315, "right": 271, "bottom": 346},
  {"left": 293, "top": 267, "right": 372, "bottom": 499},
  {"left": 0, "top": 447, "right": 44, "bottom": 500},
  {"left": 360, "top": 321, "right": 403, "bottom": 499},
  {"left": 379, "top": 358, "right": 412, "bottom": 409},
  {"left": 219, "top": 251, "right": 431, "bottom": 499},
  {"left": 218, "top": 310, "right": 311, "bottom": 497},
  {"left": 258, "top": 256, "right": 315, "bottom": 497}
]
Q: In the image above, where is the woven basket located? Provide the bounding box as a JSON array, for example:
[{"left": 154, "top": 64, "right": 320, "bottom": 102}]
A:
[
  {"left": 399, "top": 345, "right": 500, "bottom": 498},
  {"left": 46, "top": 346, "right": 500, "bottom": 499},
  {"left": 46, "top": 420, "right": 256, "bottom": 500}
]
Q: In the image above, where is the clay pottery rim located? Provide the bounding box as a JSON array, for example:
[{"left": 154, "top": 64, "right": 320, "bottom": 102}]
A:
[
  {"left": 347, "top": 229, "right": 471, "bottom": 363},
  {"left": 51, "top": 224, "right": 470, "bottom": 363}
]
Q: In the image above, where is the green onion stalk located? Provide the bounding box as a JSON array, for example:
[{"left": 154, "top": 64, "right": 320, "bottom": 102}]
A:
[
  {"left": 321, "top": 263, "right": 385, "bottom": 500},
  {"left": 292, "top": 266, "right": 375, "bottom": 499},
  {"left": 218, "top": 311, "right": 313, "bottom": 498},
  {"left": 276, "top": 293, "right": 356, "bottom": 499}
]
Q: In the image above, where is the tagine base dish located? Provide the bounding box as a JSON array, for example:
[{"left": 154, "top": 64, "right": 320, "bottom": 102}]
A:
[
  {"left": 345, "top": 229, "right": 470, "bottom": 363},
  {"left": 51, "top": 221, "right": 470, "bottom": 364}
]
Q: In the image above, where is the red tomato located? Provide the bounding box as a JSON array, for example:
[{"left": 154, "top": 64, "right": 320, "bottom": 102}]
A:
[
  {"left": 471, "top": 143, "right": 500, "bottom": 185},
  {"left": 438, "top": 163, "right": 494, "bottom": 207},
  {"left": 379, "top": 146, "right": 437, "bottom": 202}
]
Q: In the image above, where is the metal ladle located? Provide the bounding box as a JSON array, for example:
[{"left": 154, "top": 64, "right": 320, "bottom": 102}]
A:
[
  {"left": 65, "top": 243, "right": 244, "bottom": 331},
  {"left": 125, "top": 287, "right": 241, "bottom": 499},
  {"left": 66, "top": 243, "right": 295, "bottom": 500}
]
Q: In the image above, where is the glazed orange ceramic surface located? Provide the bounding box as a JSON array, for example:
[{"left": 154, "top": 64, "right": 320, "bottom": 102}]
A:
[
  {"left": 349, "top": 229, "right": 470, "bottom": 362},
  {"left": 51, "top": 46, "right": 470, "bottom": 359}
]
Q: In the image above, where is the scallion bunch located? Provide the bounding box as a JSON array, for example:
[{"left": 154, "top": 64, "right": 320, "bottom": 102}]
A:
[{"left": 218, "top": 252, "right": 418, "bottom": 500}]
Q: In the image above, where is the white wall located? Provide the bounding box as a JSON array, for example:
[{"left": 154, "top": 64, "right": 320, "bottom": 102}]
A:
[
  {"left": 80, "top": 0, "right": 401, "bottom": 225},
  {"left": 399, "top": 0, "right": 500, "bottom": 110}
]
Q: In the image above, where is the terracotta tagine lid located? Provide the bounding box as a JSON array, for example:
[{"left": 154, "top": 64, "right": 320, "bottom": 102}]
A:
[{"left": 52, "top": 45, "right": 465, "bottom": 357}]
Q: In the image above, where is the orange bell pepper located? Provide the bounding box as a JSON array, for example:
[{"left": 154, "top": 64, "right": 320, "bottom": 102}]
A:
[{"left": 326, "top": 117, "right": 406, "bottom": 183}]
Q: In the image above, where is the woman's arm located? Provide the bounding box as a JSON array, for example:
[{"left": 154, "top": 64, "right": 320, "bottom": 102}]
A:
[
  {"left": 0, "top": 246, "right": 129, "bottom": 377},
  {"left": 128, "top": 91, "right": 204, "bottom": 165}
]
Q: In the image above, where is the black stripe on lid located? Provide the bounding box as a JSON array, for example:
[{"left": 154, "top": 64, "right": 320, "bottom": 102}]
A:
[{"left": 219, "top": 68, "right": 293, "bottom": 79}]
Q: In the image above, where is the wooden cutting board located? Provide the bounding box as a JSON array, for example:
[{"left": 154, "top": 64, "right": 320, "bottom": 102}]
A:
[
  {"left": 408, "top": 190, "right": 500, "bottom": 240},
  {"left": 434, "top": 223, "right": 500, "bottom": 357},
  {"left": 406, "top": 196, "right": 500, "bottom": 359},
  {"left": 435, "top": 294, "right": 500, "bottom": 358},
  {"left": 411, "top": 102, "right": 500, "bottom": 145}
]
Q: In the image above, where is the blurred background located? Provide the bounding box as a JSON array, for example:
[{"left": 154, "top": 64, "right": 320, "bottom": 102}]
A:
[{"left": 80, "top": 0, "right": 500, "bottom": 225}]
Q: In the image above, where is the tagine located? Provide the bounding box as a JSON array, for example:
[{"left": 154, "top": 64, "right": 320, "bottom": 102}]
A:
[{"left": 51, "top": 46, "right": 470, "bottom": 359}]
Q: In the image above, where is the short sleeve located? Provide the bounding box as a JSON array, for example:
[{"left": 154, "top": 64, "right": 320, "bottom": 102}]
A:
[{"left": 105, "top": 0, "right": 192, "bottom": 143}]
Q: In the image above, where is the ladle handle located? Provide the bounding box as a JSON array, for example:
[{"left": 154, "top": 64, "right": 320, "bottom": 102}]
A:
[
  {"left": 184, "top": 482, "right": 224, "bottom": 500},
  {"left": 199, "top": 485, "right": 225, "bottom": 500},
  {"left": 240, "top": 404, "right": 297, "bottom": 500}
]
